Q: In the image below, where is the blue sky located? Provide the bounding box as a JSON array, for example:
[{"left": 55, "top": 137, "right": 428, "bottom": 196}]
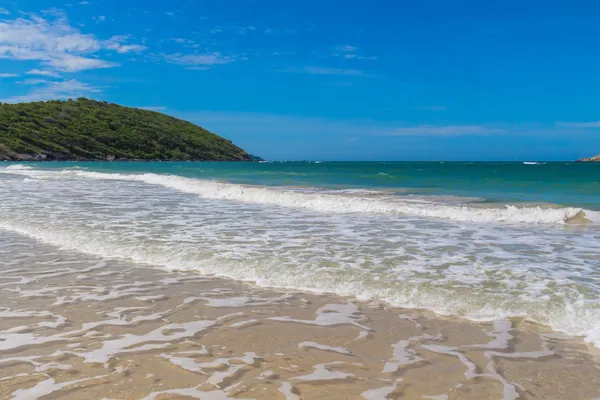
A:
[{"left": 0, "top": 0, "right": 599, "bottom": 160}]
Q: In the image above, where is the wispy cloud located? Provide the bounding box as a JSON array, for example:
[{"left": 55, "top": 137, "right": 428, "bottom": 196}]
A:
[
  {"left": 163, "top": 52, "right": 236, "bottom": 67},
  {"left": 16, "top": 78, "right": 50, "bottom": 85},
  {"left": 79, "top": 1, "right": 89, "bottom": 4},
  {"left": 0, "top": 8, "right": 9, "bottom": 15},
  {"left": 179, "top": 111, "right": 501, "bottom": 138},
  {"left": 104, "top": 35, "right": 147, "bottom": 54},
  {"left": 0, "top": 79, "right": 101, "bottom": 103},
  {"left": 377, "top": 125, "right": 503, "bottom": 136},
  {"left": 27, "top": 69, "right": 61, "bottom": 77},
  {"left": 0, "top": 72, "right": 19, "bottom": 78},
  {"left": 333, "top": 44, "right": 377, "bottom": 60},
  {"left": 209, "top": 25, "right": 261, "bottom": 36},
  {"left": 46, "top": 54, "right": 117, "bottom": 72},
  {"left": 280, "top": 66, "right": 370, "bottom": 77},
  {"left": 0, "top": 11, "right": 143, "bottom": 73},
  {"left": 556, "top": 121, "right": 600, "bottom": 128},
  {"left": 170, "top": 38, "right": 199, "bottom": 48},
  {"left": 336, "top": 45, "right": 357, "bottom": 53}
]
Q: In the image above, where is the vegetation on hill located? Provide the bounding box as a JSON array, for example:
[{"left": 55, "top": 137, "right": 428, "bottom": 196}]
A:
[{"left": 0, "top": 98, "right": 255, "bottom": 161}]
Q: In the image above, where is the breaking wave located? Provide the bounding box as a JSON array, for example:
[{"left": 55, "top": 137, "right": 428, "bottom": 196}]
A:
[{"left": 0, "top": 166, "right": 593, "bottom": 224}]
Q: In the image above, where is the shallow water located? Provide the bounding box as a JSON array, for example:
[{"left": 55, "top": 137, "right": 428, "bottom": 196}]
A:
[
  {"left": 1, "top": 162, "right": 599, "bottom": 348},
  {"left": 1, "top": 231, "right": 599, "bottom": 399}
]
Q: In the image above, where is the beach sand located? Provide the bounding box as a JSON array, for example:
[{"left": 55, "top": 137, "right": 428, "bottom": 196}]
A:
[{"left": 1, "top": 230, "right": 599, "bottom": 400}]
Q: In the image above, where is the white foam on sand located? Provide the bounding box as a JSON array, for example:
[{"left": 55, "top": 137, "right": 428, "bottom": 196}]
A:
[
  {"left": 79, "top": 319, "right": 216, "bottom": 365},
  {"left": 293, "top": 362, "right": 355, "bottom": 382},
  {"left": 422, "top": 343, "right": 552, "bottom": 400},
  {"left": 278, "top": 382, "right": 301, "bottom": 400},
  {"left": 270, "top": 303, "right": 371, "bottom": 331},
  {"left": 299, "top": 341, "right": 352, "bottom": 355},
  {"left": 2, "top": 166, "right": 600, "bottom": 349},
  {"left": 11, "top": 376, "right": 107, "bottom": 400},
  {"left": 361, "top": 379, "right": 402, "bottom": 400},
  {"left": 383, "top": 340, "right": 424, "bottom": 373},
  {"left": 161, "top": 352, "right": 261, "bottom": 388}
]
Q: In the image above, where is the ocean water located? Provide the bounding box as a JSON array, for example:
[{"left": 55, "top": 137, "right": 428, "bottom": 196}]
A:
[{"left": 1, "top": 161, "right": 599, "bottom": 346}]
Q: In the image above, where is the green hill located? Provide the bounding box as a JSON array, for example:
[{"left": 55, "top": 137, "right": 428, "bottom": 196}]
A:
[{"left": 0, "top": 98, "right": 255, "bottom": 161}]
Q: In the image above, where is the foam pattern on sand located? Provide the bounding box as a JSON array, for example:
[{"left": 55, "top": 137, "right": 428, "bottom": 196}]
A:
[
  {"left": 1, "top": 231, "right": 600, "bottom": 399},
  {"left": 1, "top": 166, "right": 600, "bottom": 347}
]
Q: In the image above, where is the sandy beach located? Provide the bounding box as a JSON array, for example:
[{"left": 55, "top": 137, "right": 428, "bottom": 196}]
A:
[
  {"left": 2, "top": 0, "right": 600, "bottom": 396},
  {"left": 1, "top": 230, "right": 599, "bottom": 399}
]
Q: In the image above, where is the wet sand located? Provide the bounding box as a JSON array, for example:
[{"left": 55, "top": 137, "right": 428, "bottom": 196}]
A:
[{"left": 1, "top": 230, "right": 599, "bottom": 400}]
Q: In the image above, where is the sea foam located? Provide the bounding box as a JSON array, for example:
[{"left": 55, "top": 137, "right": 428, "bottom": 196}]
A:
[
  {"left": 1, "top": 165, "right": 600, "bottom": 348},
  {"left": 0, "top": 167, "right": 589, "bottom": 224}
]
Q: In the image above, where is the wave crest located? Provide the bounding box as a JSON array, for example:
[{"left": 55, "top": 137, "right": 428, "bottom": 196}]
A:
[
  {"left": 3, "top": 164, "right": 34, "bottom": 170},
  {"left": 0, "top": 168, "right": 587, "bottom": 225}
]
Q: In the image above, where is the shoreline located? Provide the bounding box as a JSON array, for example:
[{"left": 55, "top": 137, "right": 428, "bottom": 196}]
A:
[
  {"left": 0, "top": 158, "right": 261, "bottom": 162},
  {"left": 2, "top": 226, "right": 598, "bottom": 350},
  {"left": 3, "top": 159, "right": 600, "bottom": 163},
  {"left": 1, "top": 230, "right": 600, "bottom": 399}
]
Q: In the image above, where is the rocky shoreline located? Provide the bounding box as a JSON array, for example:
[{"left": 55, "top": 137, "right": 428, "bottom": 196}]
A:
[
  {"left": 577, "top": 154, "right": 600, "bottom": 162},
  {"left": 0, "top": 147, "right": 262, "bottom": 162}
]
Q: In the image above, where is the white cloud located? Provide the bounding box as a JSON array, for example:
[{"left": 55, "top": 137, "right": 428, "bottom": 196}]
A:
[
  {"left": 0, "top": 17, "right": 100, "bottom": 55},
  {"left": 0, "top": 79, "right": 100, "bottom": 103},
  {"left": 45, "top": 54, "right": 117, "bottom": 72},
  {"left": 221, "top": 25, "right": 259, "bottom": 36},
  {"left": 112, "top": 44, "right": 146, "bottom": 53},
  {"left": 27, "top": 69, "right": 61, "bottom": 77},
  {"left": 378, "top": 125, "right": 503, "bottom": 136},
  {"left": 79, "top": 1, "right": 89, "bottom": 4},
  {"left": 104, "top": 36, "right": 147, "bottom": 54},
  {"left": 0, "top": 72, "right": 19, "bottom": 78},
  {"left": 164, "top": 52, "right": 235, "bottom": 66},
  {"left": 556, "top": 121, "right": 600, "bottom": 128},
  {"left": 0, "top": 12, "right": 143, "bottom": 73},
  {"left": 170, "top": 38, "right": 199, "bottom": 48},
  {"left": 93, "top": 15, "right": 106, "bottom": 22},
  {"left": 0, "top": 8, "right": 9, "bottom": 15},
  {"left": 336, "top": 44, "right": 357, "bottom": 53},
  {"left": 17, "top": 79, "right": 49, "bottom": 85},
  {"left": 333, "top": 44, "right": 377, "bottom": 60}
]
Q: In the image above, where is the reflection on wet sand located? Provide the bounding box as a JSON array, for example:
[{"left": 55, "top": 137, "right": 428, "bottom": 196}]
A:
[{"left": 1, "top": 231, "right": 599, "bottom": 399}]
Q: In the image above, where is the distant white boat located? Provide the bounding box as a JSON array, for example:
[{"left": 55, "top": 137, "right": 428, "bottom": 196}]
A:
[{"left": 523, "top": 162, "right": 540, "bottom": 165}]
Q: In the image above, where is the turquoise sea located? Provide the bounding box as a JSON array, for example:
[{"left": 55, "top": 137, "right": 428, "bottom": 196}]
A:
[{"left": 1, "top": 161, "right": 599, "bottom": 346}]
